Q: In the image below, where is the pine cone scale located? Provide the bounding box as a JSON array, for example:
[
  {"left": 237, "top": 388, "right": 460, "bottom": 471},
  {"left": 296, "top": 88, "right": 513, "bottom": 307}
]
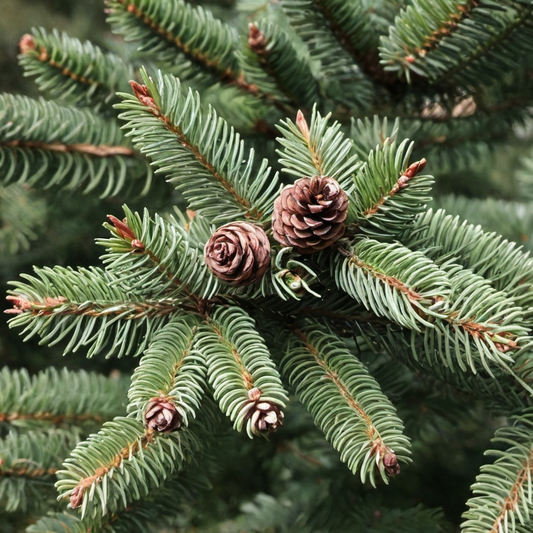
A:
[
  {"left": 302, "top": 216, "right": 323, "bottom": 228},
  {"left": 294, "top": 228, "right": 314, "bottom": 239},
  {"left": 290, "top": 215, "right": 310, "bottom": 230}
]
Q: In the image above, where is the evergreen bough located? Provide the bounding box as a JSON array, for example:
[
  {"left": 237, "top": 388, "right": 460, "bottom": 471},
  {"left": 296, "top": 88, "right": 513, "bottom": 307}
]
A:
[{"left": 2, "top": 0, "right": 533, "bottom": 531}]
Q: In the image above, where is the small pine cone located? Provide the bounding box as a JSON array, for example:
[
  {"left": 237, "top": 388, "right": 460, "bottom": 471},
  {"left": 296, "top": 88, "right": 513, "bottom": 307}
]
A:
[
  {"left": 69, "top": 486, "right": 85, "bottom": 509},
  {"left": 244, "top": 388, "right": 284, "bottom": 435},
  {"left": 383, "top": 452, "right": 401, "bottom": 476},
  {"left": 272, "top": 176, "right": 348, "bottom": 253},
  {"left": 144, "top": 397, "right": 182, "bottom": 433},
  {"left": 204, "top": 222, "right": 270, "bottom": 286},
  {"left": 251, "top": 401, "right": 284, "bottom": 434}
]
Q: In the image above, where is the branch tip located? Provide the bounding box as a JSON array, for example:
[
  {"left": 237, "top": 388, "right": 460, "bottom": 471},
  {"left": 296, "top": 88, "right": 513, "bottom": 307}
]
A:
[
  {"left": 296, "top": 110, "right": 310, "bottom": 141},
  {"left": 19, "top": 34, "right": 36, "bottom": 55},
  {"left": 5, "top": 295, "right": 31, "bottom": 314},
  {"left": 248, "top": 24, "right": 267, "bottom": 54},
  {"left": 129, "top": 80, "right": 158, "bottom": 110},
  {"left": 69, "top": 485, "right": 84, "bottom": 509},
  {"left": 107, "top": 215, "right": 136, "bottom": 241}
]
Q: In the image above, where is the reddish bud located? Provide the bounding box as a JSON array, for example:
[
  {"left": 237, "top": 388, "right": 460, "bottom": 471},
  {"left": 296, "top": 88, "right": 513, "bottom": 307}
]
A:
[
  {"left": 296, "top": 110, "right": 310, "bottom": 141},
  {"left": 5, "top": 295, "right": 31, "bottom": 314},
  {"left": 494, "top": 341, "right": 517, "bottom": 353},
  {"left": 107, "top": 215, "right": 136, "bottom": 241},
  {"left": 69, "top": 486, "right": 85, "bottom": 509},
  {"left": 248, "top": 24, "right": 267, "bottom": 54},
  {"left": 43, "top": 296, "right": 67, "bottom": 307},
  {"left": 19, "top": 34, "right": 36, "bottom": 55},
  {"left": 396, "top": 175, "right": 410, "bottom": 189},
  {"left": 403, "top": 159, "right": 426, "bottom": 179},
  {"left": 248, "top": 387, "right": 262, "bottom": 402},
  {"left": 131, "top": 239, "right": 145, "bottom": 251},
  {"left": 129, "top": 81, "right": 158, "bottom": 110},
  {"left": 405, "top": 55, "right": 416, "bottom": 63},
  {"left": 392, "top": 159, "right": 427, "bottom": 193}
]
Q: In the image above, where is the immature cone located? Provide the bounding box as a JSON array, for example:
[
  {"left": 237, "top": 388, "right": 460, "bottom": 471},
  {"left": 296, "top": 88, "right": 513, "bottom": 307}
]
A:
[
  {"left": 244, "top": 387, "right": 284, "bottom": 436},
  {"left": 144, "top": 397, "right": 182, "bottom": 433},
  {"left": 204, "top": 222, "right": 270, "bottom": 286},
  {"left": 272, "top": 176, "right": 348, "bottom": 253},
  {"left": 383, "top": 452, "right": 401, "bottom": 476},
  {"left": 69, "top": 486, "right": 84, "bottom": 509}
]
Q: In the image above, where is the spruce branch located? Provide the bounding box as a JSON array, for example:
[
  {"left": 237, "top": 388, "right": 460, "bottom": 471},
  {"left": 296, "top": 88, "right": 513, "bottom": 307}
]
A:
[
  {"left": 415, "top": 265, "right": 531, "bottom": 378},
  {"left": 0, "top": 184, "right": 46, "bottom": 255},
  {"left": 107, "top": 0, "right": 239, "bottom": 77},
  {"left": 0, "top": 94, "right": 150, "bottom": 197},
  {"left": 434, "top": 2, "right": 533, "bottom": 87},
  {"left": 26, "top": 513, "right": 86, "bottom": 533},
  {"left": 347, "top": 137, "right": 432, "bottom": 239},
  {"left": 241, "top": 22, "right": 320, "bottom": 111},
  {"left": 279, "top": 320, "right": 411, "bottom": 485},
  {"left": 55, "top": 411, "right": 217, "bottom": 520},
  {"left": 282, "top": 0, "right": 374, "bottom": 110},
  {"left": 197, "top": 305, "right": 288, "bottom": 437},
  {"left": 462, "top": 409, "right": 533, "bottom": 533},
  {"left": 117, "top": 70, "right": 280, "bottom": 224},
  {"left": 0, "top": 429, "right": 80, "bottom": 513},
  {"left": 437, "top": 194, "right": 533, "bottom": 250},
  {"left": 301, "top": 0, "right": 399, "bottom": 87},
  {"left": 18, "top": 28, "right": 133, "bottom": 111},
  {"left": 349, "top": 115, "right": 402, "bottom": 161},
  {"left": 106, "top": 0, "right": 288, "bottom": 111},
  {"left": 6, "top": 266, "right": 178, "bottom": 357},
  {"left": 277, "top": 107, "right": 361, "bottom": 191},
  {"left": 0, "top": 368, "right": 127, "bottom": 432},
  {"left": 380, "top": 0, "right": 533, "bottom": 88},
  {"left": 127, "top": 315, "right": 207, "bottom": 429},
  {"left": 311, "top": 0, "right": 381, "bottom": 54},
  {"left": 404, "top": 208, "right": 533, "bottom": 327},
  {"left": 331, "top": 238, "right": 450, "bottom": 330},
  {"left": 380, "top": 0, "right": 483, "bottom": 80},
  {"left": 100, "top": 206, "right": 220, "bottom": 300},
  {"left": 363, "top": 320, "right": 533, "bottom": 413},
  {"left": 30, "top": 470, "right": 212, "bottom": 532}
]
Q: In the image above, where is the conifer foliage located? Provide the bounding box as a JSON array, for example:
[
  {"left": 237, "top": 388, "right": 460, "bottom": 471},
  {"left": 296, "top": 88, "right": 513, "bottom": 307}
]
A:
[{"left": 3, "top": 0, "right": 533, "bottom": 531}]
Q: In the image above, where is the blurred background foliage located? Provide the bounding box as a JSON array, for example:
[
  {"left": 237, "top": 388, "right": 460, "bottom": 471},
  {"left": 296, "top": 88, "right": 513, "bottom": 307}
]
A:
[
  {"left": 0, "top": 0, "right": 107, "bottom": 96},
  {"left": 0, "top": 0, "right": 136, "bottom": 375}
]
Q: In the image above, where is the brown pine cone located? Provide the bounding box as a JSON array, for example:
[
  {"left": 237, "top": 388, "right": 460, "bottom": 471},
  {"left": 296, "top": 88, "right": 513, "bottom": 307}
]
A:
[
  {"left": 204, "top": 222, "right": 270, "bottom": 286},
  {"left": 243, "top": 388, "right": 284, "bottom": 436},
  {"left": 383, "top": 452, "right": 401, "bottom": 476},
  {"left": 272, "top": 176, "right": 348, "bottom": 253},
  {"left": 144, "top": 397, "right": 182, "bottom": 433}
]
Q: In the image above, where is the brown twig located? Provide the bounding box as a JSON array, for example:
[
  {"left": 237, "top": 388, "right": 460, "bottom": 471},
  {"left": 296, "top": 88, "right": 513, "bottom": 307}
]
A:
[{"left": 2, "top": 140, "right": 135, "bottom": 157}]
